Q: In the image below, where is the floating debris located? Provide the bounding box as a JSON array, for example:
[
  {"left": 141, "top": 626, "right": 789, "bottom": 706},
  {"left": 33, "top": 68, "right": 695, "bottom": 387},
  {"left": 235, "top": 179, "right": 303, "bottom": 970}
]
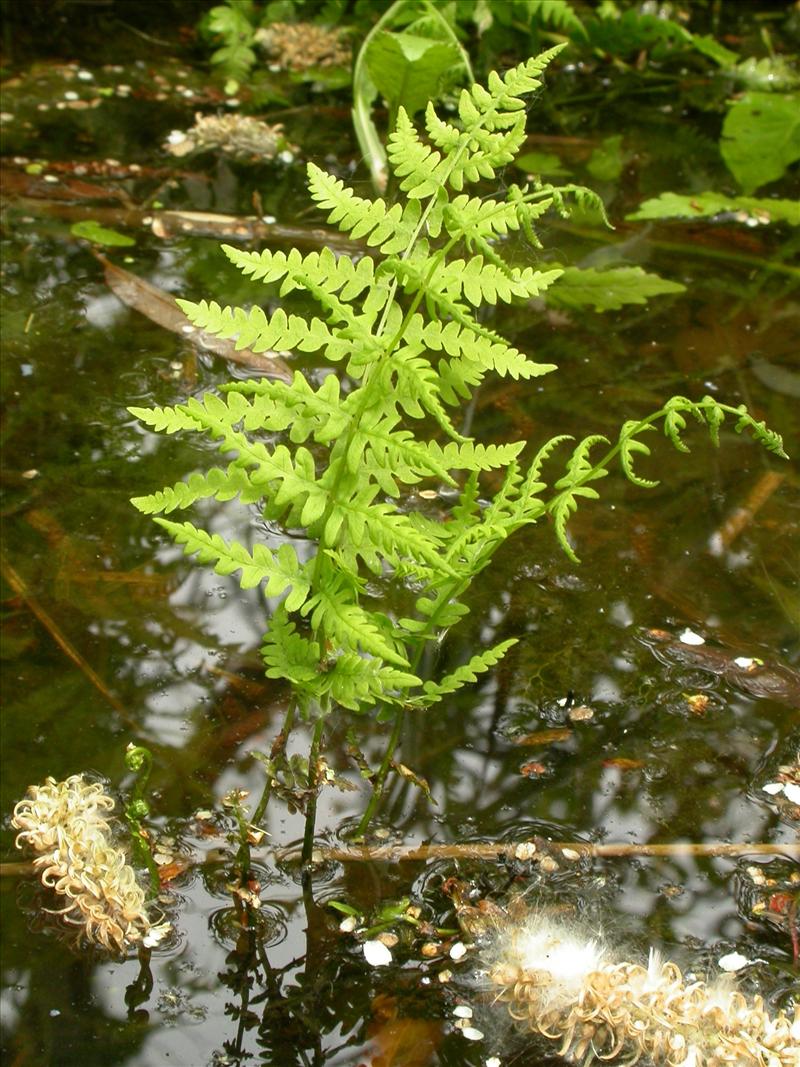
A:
[
  {"left": 363, "top": 939, "right": 393, "bottom": 967},
  {"left": 11, "top": 775, "right": 169, "bottom": 953},
  {"left": 254, "top": 22, "right": 351, "bottom": 72},
  {"left": 717, "top": 951, "right": 750, "bottom": 972},
  {"left": 678, "top": 627, "right": 705, "bottom": 646},
  {"left": 164, "top": 113, "right": 295, "bottom": 161}
]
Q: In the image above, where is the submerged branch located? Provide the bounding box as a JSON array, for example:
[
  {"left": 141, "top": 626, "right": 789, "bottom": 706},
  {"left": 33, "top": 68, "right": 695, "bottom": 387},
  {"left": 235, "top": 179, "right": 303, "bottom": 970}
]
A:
[
  {"left": 5, "top": 839, "right": 795, "bottom": 880},
  {"left": 3, "top": 195, "right": 361, "bottom": 250},
  {"left": 291, "top": 839, "right": 800, "bottom": 863},
  {"left": 1, "top": 552, "right": 136, "bottom": 727}
]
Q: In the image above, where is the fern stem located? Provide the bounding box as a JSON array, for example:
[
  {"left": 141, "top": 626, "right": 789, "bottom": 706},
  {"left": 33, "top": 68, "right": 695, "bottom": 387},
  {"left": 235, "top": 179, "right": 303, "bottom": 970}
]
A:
[
  {"left": 251, "top": 699, "right": 297, "bottom": 830},
  {"left": 353, "top": 708, "right": 405, "bottom": 839},
  {"left": 301, "top": 717, "right": 326, "bottom": 872}
]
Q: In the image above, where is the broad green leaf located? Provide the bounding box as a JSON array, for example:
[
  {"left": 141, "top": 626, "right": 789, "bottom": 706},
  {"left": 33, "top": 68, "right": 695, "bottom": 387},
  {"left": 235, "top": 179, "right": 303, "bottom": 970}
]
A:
[
  {"left": 545, "top": 266, "right": 684, "bottom": 312},
  {"left": 628, "top": 192, "right": 800, "bottom": 227},
  {"left": 71, "top": 220, "right": 135, "bottom": 247},
  {"left": 587, "top": 135, "right": 627, "bottom": 183},
  {"left": 365, "top": 31, "right": 463, "bottom": 118},
  {"left": 690, "top": 34, "right": 738, "bottom": 68},
  {"left": 515, "top": 150, "right": 571, "bottom": 177},
  {"left": 721, "top": 91, "right": 800, "bottom": 193}
]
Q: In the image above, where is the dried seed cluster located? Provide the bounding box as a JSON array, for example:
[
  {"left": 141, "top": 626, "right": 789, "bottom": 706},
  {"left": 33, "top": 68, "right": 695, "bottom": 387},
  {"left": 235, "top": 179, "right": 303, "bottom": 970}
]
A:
[
  {"left": 11, "top": 774, "right": 168, "bottom": 953},
  {"left": 489, "top": 923, "right": 800, "bottom": 1067},
  {"left": 165, "top": 113, "right": 292, "bottom": 160},
  {"left": 255, "top": 22, "right": 351, "bottom": 71}
]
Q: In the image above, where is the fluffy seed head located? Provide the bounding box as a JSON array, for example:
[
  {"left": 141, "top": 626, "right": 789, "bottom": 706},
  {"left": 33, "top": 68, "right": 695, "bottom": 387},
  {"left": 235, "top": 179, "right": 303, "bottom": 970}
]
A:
[{"left": 12, "top": 774, "right": 169, "bottom": 953}]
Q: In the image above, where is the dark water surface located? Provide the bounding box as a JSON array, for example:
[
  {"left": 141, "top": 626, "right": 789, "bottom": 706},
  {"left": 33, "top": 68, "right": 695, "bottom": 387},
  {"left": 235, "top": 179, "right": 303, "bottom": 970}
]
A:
[{"left": 1, "top": 16, "right": 798, "bottom": 1067}]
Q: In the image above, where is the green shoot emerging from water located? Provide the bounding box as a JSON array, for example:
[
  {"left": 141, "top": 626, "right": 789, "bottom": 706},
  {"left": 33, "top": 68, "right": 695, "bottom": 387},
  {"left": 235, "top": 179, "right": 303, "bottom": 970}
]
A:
[{"left": 130, "top": 48, "right": 786, "bottom": 833}]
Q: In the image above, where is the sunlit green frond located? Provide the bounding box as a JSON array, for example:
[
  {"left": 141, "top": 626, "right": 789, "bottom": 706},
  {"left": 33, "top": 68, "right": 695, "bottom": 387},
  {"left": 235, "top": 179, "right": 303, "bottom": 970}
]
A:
[
  {"left": 301, "top": 580, "right": 409, "bottom": 667},
  {"left": 128, "top": 404, "right": 203, "bottom": 434},
  {"left": 223, "top": 372, "right": 351, "bottom": 444},
  {"left": 409, "top": 638, "right": 518, "bottom": 706},
  {"left": 131, "top": 464, "right": 259, "bottom": 515},
  {"left": 307, "top": 162, "right": 422, "bottom": 252},
  {"left": 223, "top": 243, "right": 380, "bottom": 301},
  {"left": 178, "top": 299, "right": 332, "bottom": 354},
  {"left": 156, "top": 519, "right": 310, "bottom": 605}
]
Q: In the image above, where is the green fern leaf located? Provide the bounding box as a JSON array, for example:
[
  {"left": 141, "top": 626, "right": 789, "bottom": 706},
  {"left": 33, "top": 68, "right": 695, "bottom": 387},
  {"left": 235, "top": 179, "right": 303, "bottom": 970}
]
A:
[
  {"left": 302, "top": 583, "right": 409, "bottom": 668},
  {"left": 178, "top": 299, "right": 333, "bottom": 354},
  {"left": 410, "top": 638, "right": 518, "bottom": 705},
  {"left": 156, "top": 519, "right": 310, "bottom": 605},
  {"left": 131, "top": 465, "right": 259, "bottom": 515},
  {"left": 261, "top": 607, "right": 323, "bottom": 690},
  {"left": 619, "top": 422, "right": 659, "bottom": 488},
  {"left": 128, "top": 404, "right": 203, "bottom": 434}
]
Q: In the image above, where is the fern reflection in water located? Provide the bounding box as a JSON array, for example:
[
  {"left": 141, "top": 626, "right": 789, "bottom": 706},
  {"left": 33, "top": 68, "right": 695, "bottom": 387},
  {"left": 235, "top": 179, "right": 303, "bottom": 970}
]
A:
[{"left": 129, "top": 48, "right": 786, "bottom": 834}]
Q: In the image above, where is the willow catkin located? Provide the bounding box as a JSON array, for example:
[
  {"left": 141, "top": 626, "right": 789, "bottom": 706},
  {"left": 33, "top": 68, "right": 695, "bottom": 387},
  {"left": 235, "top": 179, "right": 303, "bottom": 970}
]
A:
[
  {"left": 11, "top": 774, "right": 169, "bottom": 953},
  {"left": 484, "top": 913, "right": 799, "bottom": 1066}
]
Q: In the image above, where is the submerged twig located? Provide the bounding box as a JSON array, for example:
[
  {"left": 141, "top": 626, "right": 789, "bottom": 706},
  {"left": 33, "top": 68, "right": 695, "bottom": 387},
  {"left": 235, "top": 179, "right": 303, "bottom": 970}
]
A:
[
  {"left": 1, "top": 551, "right": 135, "bottom": 726},
  {"left": 287, "top": 839, "right": 800, "bottom": 864},
  {"left": 3, "top": 839, "right": 796, "bottom": 881}
]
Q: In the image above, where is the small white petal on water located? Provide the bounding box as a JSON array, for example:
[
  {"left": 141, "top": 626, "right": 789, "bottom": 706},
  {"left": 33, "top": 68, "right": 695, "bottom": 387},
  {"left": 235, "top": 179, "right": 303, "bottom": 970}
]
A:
[
  {"left": 718, "top": 951, "right": 749, "bottom": 972},
  {"left": 762, "top": 782, "right": 784, "bottom": 796},
  {"left": 363, "top": 940, "right": 393, "bottom": 967},
  {"left": 734, "top": 656, "right": 755, "bottom": 668},
  {"left": 783, "top": 782, "right": 800, "bottom": 804},
  {"left": 339, "top": 916, "right": 357, "bottom": 933},
  {"left": 460, "top": 1027, "right": 484, "bottom": 1041},
  {"left": 679, "top": 628, "right": 705, "bottom": 646},
  {"left": 449, "top": 941, "right": 467, "bottom": 960},
  {"left": 486, "top": 1058, "right": 501, "bottom": 1067},
  {"left": 452, "top": 1005, "right": 472, "bottom": 1018}
]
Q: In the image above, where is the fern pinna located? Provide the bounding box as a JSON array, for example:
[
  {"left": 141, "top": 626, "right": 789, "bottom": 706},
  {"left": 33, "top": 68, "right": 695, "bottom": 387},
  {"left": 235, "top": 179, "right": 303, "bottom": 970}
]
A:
[{"left": 130, "top": 49, "right": 785, "bottom": 821}]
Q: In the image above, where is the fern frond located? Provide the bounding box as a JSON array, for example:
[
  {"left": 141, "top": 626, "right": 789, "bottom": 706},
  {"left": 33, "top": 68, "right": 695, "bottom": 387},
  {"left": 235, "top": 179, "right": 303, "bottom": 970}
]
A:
[
  {"left": 261, "top": 607, "right": 323, "bottom": 689},
  {"left": 131, "top": 464, "right": 260, "bottom": 515},
  {"left": 307, "top": 163, "right": 422, "bottom": 252},
  {"left": 409, "top": 638, "right": 518, "bottom": 706},
  {"left": 619, "top": 422, "right": 659, "bottom": 488},
  {"left": 156, "top": 519, "right": 310, "bottom": 606},
  {"left": 335, "top": 486, "right": 454, "bottom": 578},
  {"left": 385, "top": 346, "right": 463, "bottom": 440},
  {"left": 223, "top": 372, "right": 351, "bottom": 445},
  {"left": 223, "top": 243, "right": 380, "bottom": 301},
  {"left": 301, "top": 579, "right": 409, "bottom": 668},
  {"left": 128, "top": 404, "right": 203, "bottom": 434},
  {"left": 322, "top": 654, "right": 421, "bottom": 712},
  {"left": 178, "top": 299, "right": 332, "bottom": 354},
  {"left": 434, "top": 256, "right": 562, "bottom": 307}
]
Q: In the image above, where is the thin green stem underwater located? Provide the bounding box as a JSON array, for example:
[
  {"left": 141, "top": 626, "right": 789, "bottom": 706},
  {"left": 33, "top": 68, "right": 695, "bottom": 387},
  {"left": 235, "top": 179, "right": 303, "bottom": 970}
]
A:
[{"left": 129, "top": 50, "right": 786, "bottom": 843}]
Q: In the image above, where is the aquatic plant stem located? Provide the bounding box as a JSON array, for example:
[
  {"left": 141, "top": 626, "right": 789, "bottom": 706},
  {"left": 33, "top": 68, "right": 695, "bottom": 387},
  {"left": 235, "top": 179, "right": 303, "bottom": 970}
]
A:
[
  {"left": 124, "top": 745, "right": 160, "bottom": 896},
  {"left": 353, "top": 709, "right": 406, "bottom": 838},
  {"left": 301, "top": 717, "right": 326, "bottom": 875},
  {"left": 251, "top": 699, "right": 297, "bottom": 830}
]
